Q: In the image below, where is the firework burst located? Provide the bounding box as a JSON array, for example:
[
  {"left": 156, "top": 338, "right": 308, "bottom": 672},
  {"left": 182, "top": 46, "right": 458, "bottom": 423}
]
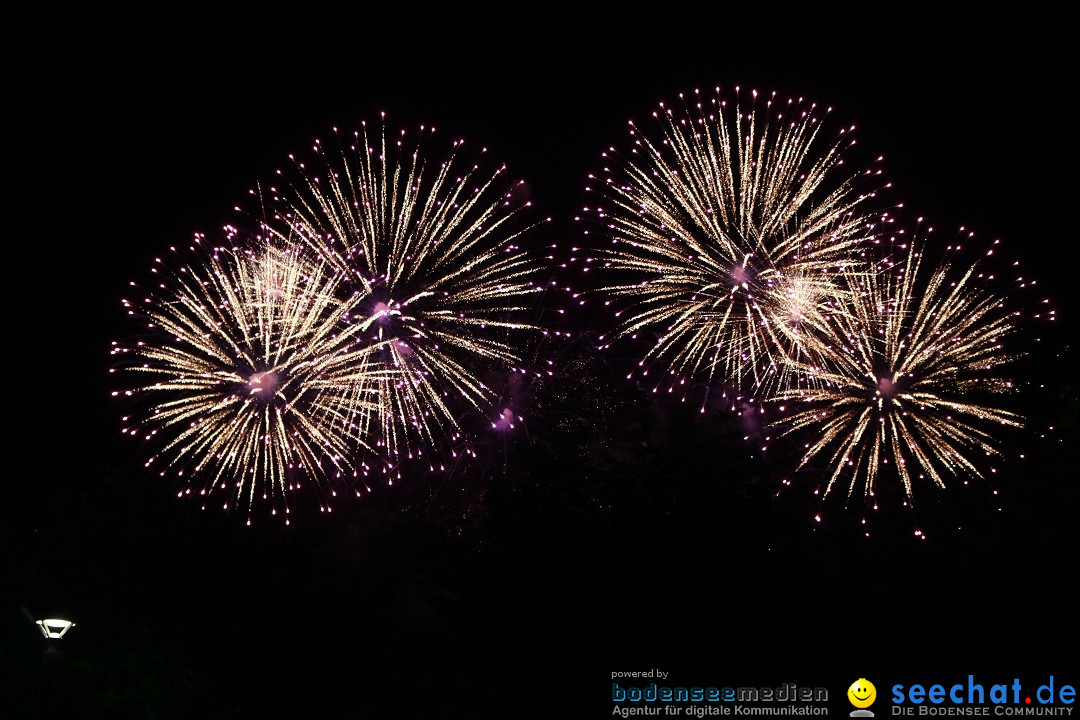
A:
[
  {"left": 250, "top": 118, "right": 546, "bottom": 469},
  {"left": 112, "top": 239, "right": 388, "bottom": 520},
  {"left": 577, "top": 86, "right": 885, "bottom": 397},
  {"left": 770, "top": 231, "right": 1029, "bottom": 502}
]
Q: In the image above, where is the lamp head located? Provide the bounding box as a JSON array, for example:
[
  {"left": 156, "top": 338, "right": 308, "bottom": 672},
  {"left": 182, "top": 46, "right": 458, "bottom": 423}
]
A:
[{"left": 36, "top": 619, "right": 75, "bottom": 640}]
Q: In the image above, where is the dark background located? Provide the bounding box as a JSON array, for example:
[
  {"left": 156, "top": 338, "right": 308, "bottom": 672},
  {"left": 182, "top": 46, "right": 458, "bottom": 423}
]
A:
[{"left": 4, "top": 6, "right": 1077, "bottom": 718}]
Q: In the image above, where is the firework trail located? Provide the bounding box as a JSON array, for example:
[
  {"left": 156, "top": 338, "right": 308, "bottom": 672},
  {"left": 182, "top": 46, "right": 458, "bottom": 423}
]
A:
[
  {"left": 250, "top": 118, "right": 546, "bottom": 468},
  {"left": 770, "top": 232, "right": 1030, "bottom": 502},
  {"left": 112, "top": 240, "right": 388, "bottom": 521},
  {"left": 577, "top": 86, "right": 885, "bottom": 398}
]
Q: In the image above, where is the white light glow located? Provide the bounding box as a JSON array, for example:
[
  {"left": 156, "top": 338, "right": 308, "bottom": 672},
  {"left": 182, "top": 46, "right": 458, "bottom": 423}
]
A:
[{"left": 36, "top": 618, "right": 75, "bottom": 639}]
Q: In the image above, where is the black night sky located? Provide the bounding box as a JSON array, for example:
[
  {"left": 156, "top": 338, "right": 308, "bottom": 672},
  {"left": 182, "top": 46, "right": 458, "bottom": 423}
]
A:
[{"left": 5, "top": 7, "right": 1077, "bottom": 719}]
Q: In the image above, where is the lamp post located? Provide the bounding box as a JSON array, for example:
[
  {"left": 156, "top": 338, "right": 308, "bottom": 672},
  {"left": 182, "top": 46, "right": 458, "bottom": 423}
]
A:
[{"left": 34, "top": 618, "right": 74, "bottom": 720}]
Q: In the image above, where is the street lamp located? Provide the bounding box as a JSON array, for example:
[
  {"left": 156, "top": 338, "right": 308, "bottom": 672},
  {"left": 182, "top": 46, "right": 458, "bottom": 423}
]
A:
[{"left": 33, "top": 616, "right": 74, "bottom": 720}]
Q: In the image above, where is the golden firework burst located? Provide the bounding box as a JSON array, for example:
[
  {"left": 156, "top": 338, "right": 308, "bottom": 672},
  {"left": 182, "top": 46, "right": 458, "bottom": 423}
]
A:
[
  {"left": 579, "top": 86, "right": 884, "bottom": 396},
  {"left": 113, "top": 241, "right": 388, "bottom": 519},
  {"left": 250, "top": 119, "right": 547, "bottom": 466},
  {"left": 771, "top": 237, "right": 1024, "bottom": 501}
]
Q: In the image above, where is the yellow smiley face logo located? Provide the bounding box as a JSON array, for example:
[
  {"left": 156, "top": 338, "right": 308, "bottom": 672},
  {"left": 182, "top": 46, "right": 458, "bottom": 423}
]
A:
[{"left": 848, "top": 679, "right": 876, "bottom": 708}]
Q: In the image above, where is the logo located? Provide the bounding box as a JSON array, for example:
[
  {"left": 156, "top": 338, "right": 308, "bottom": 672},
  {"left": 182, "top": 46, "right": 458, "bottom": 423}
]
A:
[
  {"left": 890, "top": 675, "right": 1076, "bottom": 715},
  {"left": 849, "top": 678, "right": 878, "bottom": 717}
]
